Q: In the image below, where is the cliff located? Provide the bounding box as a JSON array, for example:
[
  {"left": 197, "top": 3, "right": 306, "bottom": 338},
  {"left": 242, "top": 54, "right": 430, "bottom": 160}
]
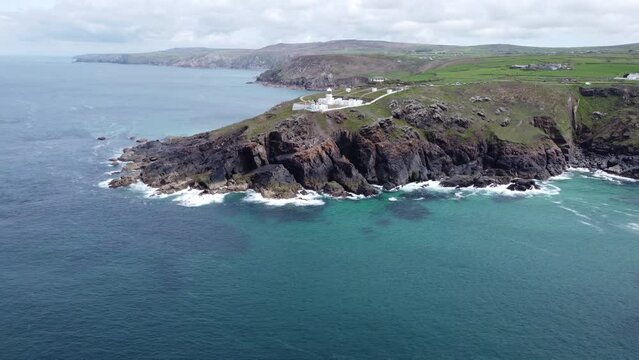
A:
[
  {"left": 73, "top": 40, "right": 429, "bottom": 70},
  {"left": 108, "top": 83, "right": 639, "bottom": 198},
  {"left": 74, "top": 48, "right": 284, "bottom": 70},
  {"left": 255, "top": 54, "right": 430, "bottom": 90}
]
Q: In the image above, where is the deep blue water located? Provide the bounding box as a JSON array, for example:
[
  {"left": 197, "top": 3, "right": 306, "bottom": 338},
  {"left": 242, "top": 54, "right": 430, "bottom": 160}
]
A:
[{"left": 2, "top": 57, "right": 639, "bottom": 359}]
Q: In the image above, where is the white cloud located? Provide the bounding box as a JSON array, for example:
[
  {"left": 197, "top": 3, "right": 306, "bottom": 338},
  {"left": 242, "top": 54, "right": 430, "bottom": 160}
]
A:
[{"left": 0, "top": 0, "right": 638, "bottom": 55}]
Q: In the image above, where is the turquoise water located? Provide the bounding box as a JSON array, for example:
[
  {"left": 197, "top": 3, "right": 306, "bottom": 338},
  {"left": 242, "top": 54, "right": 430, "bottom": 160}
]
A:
[{"left": 1, "top": 57, "right": 639, "bottom": 359}]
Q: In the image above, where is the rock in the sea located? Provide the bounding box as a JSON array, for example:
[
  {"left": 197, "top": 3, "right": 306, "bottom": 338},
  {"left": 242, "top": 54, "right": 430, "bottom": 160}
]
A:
[
  {"left": 605, "top": 164, "right": 624, "bottom": 174},
  {"left": 136, "top": 138, "right": 148, "bottom": 143},
  {"left": 506, "top": 179, "right": 539, "bottom": 191},
  {"left": 440, "top": 175, "right": 499, "bottom": 188},
  {"left": 440, "top": 175, "right": 476, "bottom": 188},
  {"left": 322, "top": 181, "right": 348, "bottom": 197},
  {"left": 248, "top": 164, "right": 302, "bottom": 199},
  {"left": 97, "top": 136, "right": 107, "bottom": 141},
  {"left": 109, "top": 176, "right": 136, "bottom": 188}
]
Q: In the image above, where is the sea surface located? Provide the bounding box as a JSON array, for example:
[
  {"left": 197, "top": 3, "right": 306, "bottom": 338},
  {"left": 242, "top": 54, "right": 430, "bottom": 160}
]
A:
[{"left": 1, "top": 57, "right": 639, "bottom": 359}]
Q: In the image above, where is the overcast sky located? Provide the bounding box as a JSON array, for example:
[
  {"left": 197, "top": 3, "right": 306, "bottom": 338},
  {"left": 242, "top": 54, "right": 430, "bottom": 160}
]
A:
[{"left": 1, "top": 0, "right": 638, "bottom": 55}]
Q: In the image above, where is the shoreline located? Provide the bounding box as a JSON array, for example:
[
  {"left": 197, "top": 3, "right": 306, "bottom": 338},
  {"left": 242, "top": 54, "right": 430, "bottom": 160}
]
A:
[{"left": 98, "top": 167, "right": 637, "bottom": 208}]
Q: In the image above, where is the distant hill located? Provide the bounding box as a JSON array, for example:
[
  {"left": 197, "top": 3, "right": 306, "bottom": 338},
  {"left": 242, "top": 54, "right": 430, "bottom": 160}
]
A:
[
  {"left": 74, "top": 40, "right": 431, "bottom": 69},
  {"left": 75, "top": 40, "right": 639, "bottom": 67},
  {"left": 74, "top": 40, "right": 639, "bottom": 89}
]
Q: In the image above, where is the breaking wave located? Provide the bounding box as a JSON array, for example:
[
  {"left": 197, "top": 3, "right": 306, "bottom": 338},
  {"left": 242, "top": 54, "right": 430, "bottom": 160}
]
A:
[
  {"left": 98, "top": 179, "right": 113, "bottom": 189},
  {"left": 242, "top": 190, "right": 325, "bottom": 207},
  {"left": 591, "top": 170, "right": 638, "bottom": 184},
  {"left": 171, "top": 190, "right": 226, "bottom": 207},
  {"left": 99, "top": 179, "right": 227, "bottom": 207},
  {"left": 396, "top": 180, "right": 560, "bottom": 198},
  {"left": 128, "top": 181, "right": 227, "bottom": 207},
  {"left": 627, "top": 223, "right": 639, "bottom": 233}
]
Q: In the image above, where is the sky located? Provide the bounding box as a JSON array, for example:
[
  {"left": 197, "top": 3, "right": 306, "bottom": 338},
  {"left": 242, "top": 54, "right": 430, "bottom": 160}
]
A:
[{"left": 1, "top": 0, "right": 638, "bottom": 55}]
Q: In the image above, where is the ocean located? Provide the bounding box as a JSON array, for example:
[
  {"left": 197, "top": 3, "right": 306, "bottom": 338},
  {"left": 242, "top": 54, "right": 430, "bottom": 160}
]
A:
[{"left": 1, "top": 57, "right": 639, "bottom": 359}]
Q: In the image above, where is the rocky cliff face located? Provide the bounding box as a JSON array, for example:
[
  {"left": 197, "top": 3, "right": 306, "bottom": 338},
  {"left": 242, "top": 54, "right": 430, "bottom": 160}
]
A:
[
  {"left": 575, "top": 86, "right": 639, "bottom": 178},
  {"left": 74, "top": 51, "right": 286, "bottom": 70},
  {"left": 108, "top": 85, "right": 639, "bottom": 198},
  {"left": 255, "top": 54, "right": 425, "bottom": 90}
]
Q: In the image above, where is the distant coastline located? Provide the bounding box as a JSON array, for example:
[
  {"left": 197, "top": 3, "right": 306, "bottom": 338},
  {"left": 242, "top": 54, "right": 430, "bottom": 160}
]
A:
[{"left": 74, "top": 40, "right": 639, "bottom": 90}]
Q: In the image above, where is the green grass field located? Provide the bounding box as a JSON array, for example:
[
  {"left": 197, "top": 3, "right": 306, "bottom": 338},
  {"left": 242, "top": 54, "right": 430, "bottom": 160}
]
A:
[{"left": 399, "top": 54, "right": 639, "bottom": 84}]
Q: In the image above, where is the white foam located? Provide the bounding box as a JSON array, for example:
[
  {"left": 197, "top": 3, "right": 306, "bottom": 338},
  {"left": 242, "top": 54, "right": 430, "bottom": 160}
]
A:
[
  {"left": 560, "top": 205, "right": 591, "bottom": 220},
  {"left": 579, "top": 220, "right": 602, "bottom": 232},
  {"left": 101, "top": 178, "right": 326, "bottom": 207},
  {"left": 627, "top": 223, "right": 639, "bottom": 233},
  {"left": 549, "top": 173, "right": 572, "bottom": 181},
  {"left": 99, "top": 178, "right": 227, "bottom": 207},
  {"left": 243, "top": 190, "right": 325, "bottom": 207},
  {"left": 470, "top": 183, "right": 560, "bottom": 197},
  {"left": 171, "top": 189, "right": 226, "bottom": 207},
  {"left": 397, "top": 180, "right": 452, "bottom": 193},
  {"left": 127, "top": 181, "right": 227, "bottom": 206},
  {"left": 345, "top": 193, "right": 367, "bottom": 200},
  {"left": 104, "top": 170, "right": 121, "bottom": 175},
  {"left": 397, "top": 180, "right": 560, "bottom": 198},
  {"left": 98, "top": 179, "right": 113, "bottom": 189},
  {"left": 592, "top": 170, "right": 638, "bottom": 184},
  {"left": 388, "top": 197, "right": 398, "bottom": 202},
  {"left": 128, "top": 181, "right": 172, "bottom": 199},
  {"left": 566, "top": 167, "right": 591, "bottom": 173}
]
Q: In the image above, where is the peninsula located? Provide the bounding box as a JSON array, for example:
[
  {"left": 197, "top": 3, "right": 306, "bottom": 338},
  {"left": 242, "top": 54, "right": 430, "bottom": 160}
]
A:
[
  {"left": 90, "top": 40, "right": 639, "bottom": 199},
  {"left": 107, "top": 82, "right": 639, "bottom": 199}
]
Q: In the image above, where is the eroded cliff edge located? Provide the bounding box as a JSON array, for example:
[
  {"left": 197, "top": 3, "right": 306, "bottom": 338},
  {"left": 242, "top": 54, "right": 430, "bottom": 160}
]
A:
[{"left": 108, "top": 83, "right": 639, "bottom": 198}]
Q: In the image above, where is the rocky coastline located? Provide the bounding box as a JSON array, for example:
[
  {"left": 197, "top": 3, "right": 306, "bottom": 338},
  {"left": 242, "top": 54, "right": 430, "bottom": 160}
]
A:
[{"left": 106, "top": 84, "right": 639, "bottom": 199}]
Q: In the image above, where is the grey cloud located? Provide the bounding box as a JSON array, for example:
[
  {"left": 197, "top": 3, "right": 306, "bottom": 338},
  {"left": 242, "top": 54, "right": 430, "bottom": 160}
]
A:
[{"left": 1, "top": 0, "right": 638, "bottom": 55}]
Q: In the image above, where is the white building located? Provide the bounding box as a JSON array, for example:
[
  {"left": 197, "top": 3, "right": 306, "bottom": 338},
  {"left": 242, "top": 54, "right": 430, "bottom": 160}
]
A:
[
  {"left": 371, "top": 87, "right": 378, "bottom": 92},
  {"left": 318, "top": 96, "right": 363, "bottom": 107},
  {"left": 292, "top": 86, "right": 379, "bottom": 113},
  {"left": 324, "top": 92, "right": 334, "bottom": 105},
  {"left": 627, "top": 73, "right": 639, "bottom": 80},
  {"left": 369, "top": 77, "right": 385, "bottom": 83},
  {"left": 292, "top": 103, "right": 308, "bottom": 111},
  {"left": 309, "top": 104, "right": 328, "bottom": 112}
]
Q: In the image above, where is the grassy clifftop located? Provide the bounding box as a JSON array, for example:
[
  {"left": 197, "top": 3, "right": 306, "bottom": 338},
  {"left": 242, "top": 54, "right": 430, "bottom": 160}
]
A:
[
  {"left": 401, "top": 54, "right": 639, "bottom": 84},
  {"left": 221, "top": 82, "right": 572, "bottom": 141},
  {"left": 111, "top": 81, "right": 639, "bottom": 197}
]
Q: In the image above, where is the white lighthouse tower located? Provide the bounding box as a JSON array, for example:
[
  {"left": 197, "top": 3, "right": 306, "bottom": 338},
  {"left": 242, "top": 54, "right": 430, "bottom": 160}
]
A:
[{"left": 325, "top": 88, "right": 334, "bottom": 105}]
